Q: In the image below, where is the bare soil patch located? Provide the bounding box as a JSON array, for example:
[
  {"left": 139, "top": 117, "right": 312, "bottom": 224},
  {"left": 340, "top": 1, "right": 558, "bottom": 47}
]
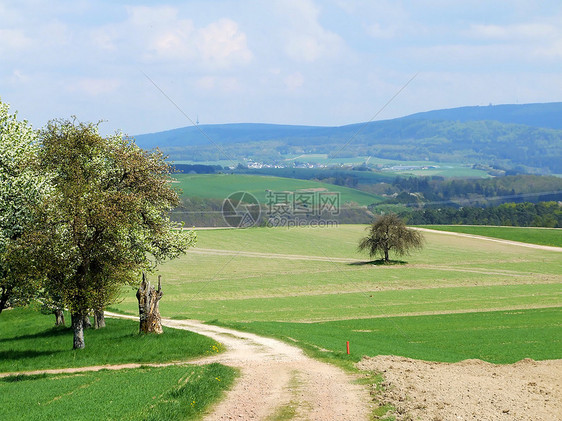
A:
[{"left": 358, "top": 355, "right": 562, "bottom": 421}]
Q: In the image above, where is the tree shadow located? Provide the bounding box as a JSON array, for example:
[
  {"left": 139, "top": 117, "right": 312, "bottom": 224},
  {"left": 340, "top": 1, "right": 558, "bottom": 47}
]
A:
[
  {"left": 348, "top": 259, "right": 407, "bottom": 266},
  {"left": 1, "top": 373, "right": 49, "bottom": 383},
  {"left": 0, "top": 326, "right": 70, "bottom": 344},
  {"left": 0, "top": 349, "right": 59, "bottom": 361}
]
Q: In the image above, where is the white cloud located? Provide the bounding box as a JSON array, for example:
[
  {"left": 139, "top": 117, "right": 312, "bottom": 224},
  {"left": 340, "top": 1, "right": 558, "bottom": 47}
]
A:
[
  {"left": 468, "top": 23, "right": 559, "bottom": 41},
  {"left": 198, "top": 19, "right": 253, "bottom": 66},
  {"left": 114, "top": 6, "right": 253, "bottom": 69},
  {"left": 365, "top": 23, "right": 397, "bottom": 39},
  {"left": 127, "top": 5, "right": 179, "bottom": 27},
  {"left": 9, "top": 69, "right": 29, "bottom": 84},
  {"left": 66, "top": 77, "right": 121, "bottom": 97},
  {"left": 277, "top": 0, "right": 345, "bottom": 62},
  {"left": 195, "top": 76, "right": 241, "bottom": 94},
  {"left": 284, "top": 72, "right": 305, "bottom": 90},
  {"left": 40, "top": 21, "right": 72, "bottom": 47},
  {"left": 0, "top": 29, "right": 32, "bottom": 52}
]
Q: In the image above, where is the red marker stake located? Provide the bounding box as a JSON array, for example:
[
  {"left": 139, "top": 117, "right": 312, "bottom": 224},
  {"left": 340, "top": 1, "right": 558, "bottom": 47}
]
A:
[{"left": 346, "top": 341, "right": 350, "bottom": 355}]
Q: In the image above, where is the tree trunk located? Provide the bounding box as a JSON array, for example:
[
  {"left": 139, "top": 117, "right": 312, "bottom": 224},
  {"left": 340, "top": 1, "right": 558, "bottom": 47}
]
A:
[
  {"left": 94, "top": 310, "right": 106, "bottom": 329},
  {"left": 71, "top": 312, "right": 85, "bottom": 349},
  {"left": 82, "top": 314, "right": 92, "bottom": 329},
  {"left": 0, "top": 286, "right": 12, "bottom": 314},
  {"left": 54, "top": 309, "right": 65, "bottom": 326},
  {"left": 136, "top": 273, "right": 163, "bottom": 334},
  {"left": 384, "top": 249, "right": 389, "bottom": 262}
]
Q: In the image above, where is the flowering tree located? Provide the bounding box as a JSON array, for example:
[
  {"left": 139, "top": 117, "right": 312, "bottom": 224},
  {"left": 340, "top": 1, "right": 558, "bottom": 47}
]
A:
[
  {"left": 0, "top": 100, "right": 49, "bottom": 313},
  {"left": 36, "top": 119, "right": 196, "bottom": 349}
]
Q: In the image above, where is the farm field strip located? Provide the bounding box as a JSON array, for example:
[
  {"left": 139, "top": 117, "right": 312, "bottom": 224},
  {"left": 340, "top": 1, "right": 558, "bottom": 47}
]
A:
[
  {"left": 173, "top": 173, "right": 383, "bottom": 205},
  {"left": 190, "top": 247, "right": 356, "bottom": 262},
  {"left": 129, "top": 280, "right": 562, "bottom": 322},
  {"left": 414, "top": 227, "right": 562, "bottom": 250},
  {"left": 113, "top": 226, "right": 561, "bottom": 324}
]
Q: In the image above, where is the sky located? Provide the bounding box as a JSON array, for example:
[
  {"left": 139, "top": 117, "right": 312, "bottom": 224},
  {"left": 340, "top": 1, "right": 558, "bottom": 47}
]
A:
[{"left": 1, "top": 0, "right": 561, "bottom": 136}]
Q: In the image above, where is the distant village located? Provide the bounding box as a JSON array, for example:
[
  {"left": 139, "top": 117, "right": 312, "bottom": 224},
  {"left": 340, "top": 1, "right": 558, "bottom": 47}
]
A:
[{"left": 241, "top": 158, "right": 439, "bottom": 172}]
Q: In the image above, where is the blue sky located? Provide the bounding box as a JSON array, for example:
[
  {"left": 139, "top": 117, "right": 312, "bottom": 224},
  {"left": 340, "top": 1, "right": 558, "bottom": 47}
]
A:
[{"left": 1, "top": 0, "right": 561, "bottom": 135}]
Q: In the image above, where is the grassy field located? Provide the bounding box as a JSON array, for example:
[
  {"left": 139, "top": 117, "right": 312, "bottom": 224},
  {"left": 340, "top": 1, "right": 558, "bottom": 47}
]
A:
[
  {"left": 172, "top": 173, "right": 383, "bottom": 206},
  {"left": 420, "top": 225, "right": 562, "bottom": 247},
  {"left": 0, "top": 308, "right": 236, "bottom": 420},
  {"left": 0, "top": 308, "right": 222, "bottom": 372},
  {"left": 221, "top": 307, "right": 561, "bottom": 364},
  {"left": 0, "top": 364, "right": 235, "bottom": 421},
  {"left": 112, "top": 225, "right": 562, "bottom": 363}
]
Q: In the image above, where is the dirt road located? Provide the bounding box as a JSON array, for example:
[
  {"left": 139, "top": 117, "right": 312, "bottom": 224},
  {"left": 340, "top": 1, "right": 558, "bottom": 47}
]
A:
[{"left": 109, "top": 313, "right": 371, "bottom": 420}]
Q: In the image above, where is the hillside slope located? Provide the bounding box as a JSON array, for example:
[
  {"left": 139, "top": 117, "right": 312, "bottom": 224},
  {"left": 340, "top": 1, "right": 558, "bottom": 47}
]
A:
[{"left": 133, "top": 102, "right": 562, "bottom": 174}]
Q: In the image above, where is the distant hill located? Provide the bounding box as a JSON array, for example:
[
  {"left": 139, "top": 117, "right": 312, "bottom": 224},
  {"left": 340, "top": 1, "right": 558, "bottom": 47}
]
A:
[
  {"left": 133, "top": 102, "right": 562, "bottom": 174},
  {"left": 403, "top": 102, "right": 562, "bottom": 130},
  {"left": 134, "top": 123, "right": 326, "bottom": 149}
]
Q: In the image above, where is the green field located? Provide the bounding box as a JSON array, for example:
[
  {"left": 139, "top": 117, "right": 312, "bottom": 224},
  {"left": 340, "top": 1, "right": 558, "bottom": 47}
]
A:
[
  {"left": 112, "top": 225, "right": 562, "bottom": 363},
  {"left": 0, "top": 309, "right": 237, "bottom": 420},
  {"left": 0, "top": 308, "right": 222, "bottom": 372},
  {"left": 0, "top": 364, "right": 235, "bottom": 421},
  {"left": 173, "top": 173, "right": 383, "bottom": 206},
  {"left": 222, "top": 307, "right": 561, "bottom": 364},
  {"left": 420, "top": 225, "right": 562, "bottom": 247}
]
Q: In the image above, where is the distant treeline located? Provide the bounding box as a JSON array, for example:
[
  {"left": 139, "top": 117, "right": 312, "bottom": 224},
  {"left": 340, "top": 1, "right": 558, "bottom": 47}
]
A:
[
  {"left": 173, "top": 164, "right": 223, "bottom": 174},
  {"left": 405, "top": 201, "right": 562, "bottom": 228},
  {"left": 381, "top": 175, "right": 562, "bottom": 205}
]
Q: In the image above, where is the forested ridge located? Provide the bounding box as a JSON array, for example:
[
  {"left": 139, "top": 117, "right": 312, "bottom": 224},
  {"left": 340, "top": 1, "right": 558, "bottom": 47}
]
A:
[{"left": 135, "top": 102, "right": 562, "bottom": 174}]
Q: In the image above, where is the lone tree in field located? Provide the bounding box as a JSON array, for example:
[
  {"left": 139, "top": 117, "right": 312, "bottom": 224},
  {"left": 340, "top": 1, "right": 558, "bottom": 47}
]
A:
[
  {"left": 358, "top": 213, "right": 424, "bottom": 263},
  {"left": 36, "top": 118, "right": 196, "bottom": 349},
  {"left": 0, "top": 99, "right": 49, "bottom": 314}
]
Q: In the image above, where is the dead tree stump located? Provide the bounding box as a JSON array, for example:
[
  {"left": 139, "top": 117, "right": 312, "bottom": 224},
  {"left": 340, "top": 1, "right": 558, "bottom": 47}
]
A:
[
  {"left": 94, "top": 310, "right": 106, "bottom": 329},
  {"left": 136, "top": 273, "right": 163, "bottom": 334},
  {"left": 54, "top": 309, "right": 65, "bottom": 326}
]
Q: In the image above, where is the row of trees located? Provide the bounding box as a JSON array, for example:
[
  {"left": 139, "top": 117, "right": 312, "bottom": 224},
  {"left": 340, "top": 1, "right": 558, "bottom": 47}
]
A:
[
  {"left": 406, "top": 201, "right": 562, "bottom": 227},
  {"left": 0, "top": 100, "right": 195, "bottom": 349},
  {"left": 387, "top": 175, "right": 562, "bottom": 205}
]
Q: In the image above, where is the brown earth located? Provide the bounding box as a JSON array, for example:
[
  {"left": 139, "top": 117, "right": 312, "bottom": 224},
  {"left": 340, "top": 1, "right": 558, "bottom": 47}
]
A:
[{"left": 358, "top": 355, "right": 562, "bottom": 421}]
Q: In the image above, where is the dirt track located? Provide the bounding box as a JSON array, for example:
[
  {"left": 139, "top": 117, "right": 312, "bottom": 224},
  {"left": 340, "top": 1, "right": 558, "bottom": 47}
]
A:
[{"left": 113, "top": 313, "right": 371, "bottom": 420}]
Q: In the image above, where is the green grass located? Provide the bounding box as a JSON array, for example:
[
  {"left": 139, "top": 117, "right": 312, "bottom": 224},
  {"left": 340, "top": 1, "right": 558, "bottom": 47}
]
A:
[
  {"left": 421, "top": 225, "right": 562, "bottom": 247},
  {"left": 0, "top": 308, "right": 223, "bottom": 372},
  {"left": 218, "top": 307, "right": 562, "bottom": 364},
  {"left": 114, "top": 226, "right": 562, "bottom": 322},
  {"left": 172, "top": 173, "right": 383, "bottom": 206},
  {"left": 109, "top": 225, "right": 561, "bottom": 363},
  {"left": 0, "top": 364, "right": 236, "bottom": 421}
]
